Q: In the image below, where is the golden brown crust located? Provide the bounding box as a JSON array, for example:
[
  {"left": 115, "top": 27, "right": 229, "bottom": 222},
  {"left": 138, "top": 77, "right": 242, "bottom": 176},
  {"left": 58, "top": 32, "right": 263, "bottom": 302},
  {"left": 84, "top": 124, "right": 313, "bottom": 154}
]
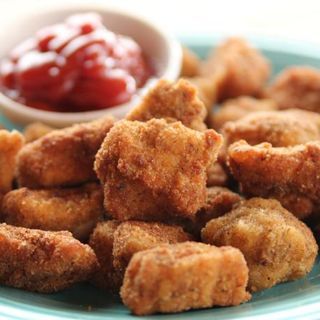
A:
[
  {"left": 126, "top": 79, "right": 207, "bottom": 131},
  {"left": 16, "top": 116, "right": 115, "bottom": 188},
  {"left": 0, "top": 130, "right": 24, "bottom": 194},
  {"left": 0, "top": 223, "right": 98, "bottom": 293},
  {"left": 265, "top": 67, "right": 320, "bottom": 112},
  {"left": 223, "top": 109, "right": 320, "bottom": 147},
  {"left": 112, "top": 221, "right": 193, "bottom": 276},
  {"left": 23, "top": 122, "right": 55, "bottom": 143},
  {"left": 227, "top": 140, "right": 320, "bottom": 219},
  {"left": 95, "top": 119, "right": 222, "bottom": 221},
  {"left": 201, "top": 38, "right": 270, "bottom": 101},
  {"left": 89, "top": 221, "right": 122, "bottom": 292},
  {"left": 206, "top": 162, "right": 228, "bottom": 187},
  {"left": 202, "top": 198, "right": 318, "bottom": 291},
  {"left": 211, "top": 96, "right": 277, "bottom": 131},
  {"left": 2, "top": 183, "right": 104, "bottom": 240},
  {"left": 120, "top": 241, "right": 250, "bottom": 315},
  {"left": 180, "top": 46, "right": 201, "bottom": 78}
]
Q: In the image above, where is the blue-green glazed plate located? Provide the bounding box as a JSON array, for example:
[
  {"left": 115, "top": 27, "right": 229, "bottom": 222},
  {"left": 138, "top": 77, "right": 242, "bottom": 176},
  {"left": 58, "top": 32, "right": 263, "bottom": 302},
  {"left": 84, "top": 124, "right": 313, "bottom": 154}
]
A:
[{"left": 1, "top": 36, "right": 320, "bottom": 319}]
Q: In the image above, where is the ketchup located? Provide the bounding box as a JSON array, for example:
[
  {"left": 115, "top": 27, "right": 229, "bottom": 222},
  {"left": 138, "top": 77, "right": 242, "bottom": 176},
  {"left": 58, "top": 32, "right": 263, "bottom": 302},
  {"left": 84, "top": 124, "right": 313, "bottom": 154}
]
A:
[{"left": 0, "top": 13, "right": 152, "bottom": 112}]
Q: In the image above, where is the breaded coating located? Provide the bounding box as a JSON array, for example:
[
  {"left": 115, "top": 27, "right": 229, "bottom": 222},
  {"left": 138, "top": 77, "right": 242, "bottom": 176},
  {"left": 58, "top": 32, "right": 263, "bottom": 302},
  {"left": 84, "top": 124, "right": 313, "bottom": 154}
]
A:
[
  {"left": 201, "top": 37, "right": 270, "bottom": 101},
  {"left": 23, "top": 122, "right": 55, "bottom": 143},
  {"left": 0, "top": 130, "right": 24, "bottom": 194},
  {"left": 0, "top": 223, "right": 98, "bottom": 293},
  {"left": 266, "top": 67, "right": 320, "bottom": 112},
  {"left": 211, "top": 96, "right": 277, "bottom": 131},
  {"left": 121, "top": 241, "right": 250, "bottom": 315},
  {"left": 228, "top": 140, "right": 320, "bottom": 219},
  {"left": 16, "top": 116, "right": 115, "bottom": 188},
  {"left": 180, "top": 46, "right": 201, "bottom": 77},
  {"left": 89, "top": 221, "right": 122, "bottom": 292},
  {"left": 223, "top": 109, "right": 320, "bottom": 148},
  {"left": 2, "top": 183, "right": 104, "bottom": 240},
  {"left": 206, "top": 162, "right": 228, "bottom": 187},
  {"left": 202, "top": 198, "right": 318, "bottom": 291},
  {"left": 126, "top": 79, "right": 207, "bottom": 131},
  {"left": 113, "top": 221, "right": 193, "bottom": 276},
  {"left": 95, "top": 119, "right": 222, "bottom": 221}
]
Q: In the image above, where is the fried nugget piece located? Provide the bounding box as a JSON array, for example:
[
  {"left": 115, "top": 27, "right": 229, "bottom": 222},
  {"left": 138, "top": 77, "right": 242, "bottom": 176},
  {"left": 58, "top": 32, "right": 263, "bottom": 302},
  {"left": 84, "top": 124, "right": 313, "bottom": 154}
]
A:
[
  {"left": 126, "top": 79, "right": 207, "bottom": 131},
  {"left": 180, "top": 46, "right": 201, "bottom": 77},
  {"left": 211, "top": 96, "right": 277, "bottom": 131},
  {"left": 223, "top": 109, "right": 320, "bottom": 148},
  {"left": 206, "top": 162, "right": 228, "bottom": 187},
  {"left": 228, "top": 140, "right": 320, "bottom": 219},
  {"left": 89, "top": 221, "right": 122, "bottom": 292},
  {"left": 23, "top": 122, "right": 54, "bottom": 143},
  {"left": 95, "top": 119, "right": 222, "bottom": 221},
  {"left": 121, "top": 241, "right": 250, "bottom": 315},
  {"left": 17, "top": 116, "right": 115, "bottom": 188},
  {"left": 202, "top": 198, "right": 318, "bottom": 291},
  {"left": 0, "top": 130, "right": 24, "bottom": 194},
  {"left": 0, "top": 223, "right": 98, "bottom": 293},
  {"left": 201, "top": 37, "right": 270, "bottom": 101},
  {"left": 266, "top": 67, "right": 320, "bottom": 112},
  {"left": 2, "top": 183, "right": 104, "bottom": 240},
  {"left": 113, "top": 221, "right": 193, "bottom": 276}
]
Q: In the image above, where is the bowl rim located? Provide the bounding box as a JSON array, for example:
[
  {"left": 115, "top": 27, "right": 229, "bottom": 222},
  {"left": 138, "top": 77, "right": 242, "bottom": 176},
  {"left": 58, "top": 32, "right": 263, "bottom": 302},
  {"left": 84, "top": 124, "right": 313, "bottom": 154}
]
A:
[{"left": 0, "top": 2, "right": 182, "bottom": 125}]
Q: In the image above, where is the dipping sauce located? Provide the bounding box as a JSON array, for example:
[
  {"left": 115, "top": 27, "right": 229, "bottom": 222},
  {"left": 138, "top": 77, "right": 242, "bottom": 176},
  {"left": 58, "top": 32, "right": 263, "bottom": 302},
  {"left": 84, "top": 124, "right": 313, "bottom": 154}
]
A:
[{"left": 0, "top": 13, "right": 152, "bottom": 112}]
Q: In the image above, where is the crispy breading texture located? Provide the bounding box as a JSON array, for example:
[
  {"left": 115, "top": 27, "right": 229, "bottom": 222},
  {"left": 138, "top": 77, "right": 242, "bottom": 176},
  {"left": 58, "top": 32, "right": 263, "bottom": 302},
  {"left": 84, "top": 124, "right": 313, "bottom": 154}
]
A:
[
  {"left": 201, "top": 37, "right": 270, "bottom": 101},
  {"left": 16, "top": 116, "right": 115, "bottom": 188},
  {"left": 211, "top": 96, "right": 277, "bottom": 131},
  {"left": 227, "top": 140, "right": 320, "bottom": 219},
  {"left": 0, "top": 130, "right": 24, "bottom": 194},
  {"left": 202, "top": 198, "right": 318, "bottom": 292},
  {"left": 180, "top": 46, "right": 201, "bottom": 77},
  {"left": 113, "top": 221, "right": 193, "bottom": 276},
  {"left": 0, "top": 223, "right": 98, "bottom": 293},
  {"left": 89, "top": 221, "right": 122, "bottom": 293},
  {"left": 2, "top": 183, "right": 104, "bottom": 240},
  {"left": 23, "top": 122, "right": 55, "bottom": 143},
  {"left": 206, "top": 162, "right": 228, "bottom": 187},
  {"left": 223, "top": 109, "right": 320, "bottom": 148},
  {"left": 95, "top": 119, "right": 222, "bottom": 221},
  {"left": 265, "top": 66, "right": 320, "bottom": 112},
  {"left": 126, "top": 79, "right": 207, "bottom": 131},
  {"left": 121, "top": 241, "right": 250, "bottom": 315}
]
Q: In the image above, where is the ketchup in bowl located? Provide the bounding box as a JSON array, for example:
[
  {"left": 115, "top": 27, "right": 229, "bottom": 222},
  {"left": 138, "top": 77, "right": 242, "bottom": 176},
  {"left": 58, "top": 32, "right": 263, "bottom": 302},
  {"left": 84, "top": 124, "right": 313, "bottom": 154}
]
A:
[{"left": 0, "top": 13, "right": 152, "bottom": 112}]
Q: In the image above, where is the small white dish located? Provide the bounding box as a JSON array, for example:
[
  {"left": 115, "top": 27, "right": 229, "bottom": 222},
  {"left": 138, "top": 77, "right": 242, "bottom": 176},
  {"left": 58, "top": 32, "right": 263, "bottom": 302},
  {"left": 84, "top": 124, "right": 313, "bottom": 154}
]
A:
[{"left": 0, "top": 3, "right": 182, "bottom": 127}]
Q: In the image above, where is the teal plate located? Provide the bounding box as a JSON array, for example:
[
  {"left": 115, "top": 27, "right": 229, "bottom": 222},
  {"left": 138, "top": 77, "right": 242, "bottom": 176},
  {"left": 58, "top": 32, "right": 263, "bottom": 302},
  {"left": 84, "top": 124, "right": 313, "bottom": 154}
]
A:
[{"left": 1, "top": 37, "right": 320, "bottom": 319}]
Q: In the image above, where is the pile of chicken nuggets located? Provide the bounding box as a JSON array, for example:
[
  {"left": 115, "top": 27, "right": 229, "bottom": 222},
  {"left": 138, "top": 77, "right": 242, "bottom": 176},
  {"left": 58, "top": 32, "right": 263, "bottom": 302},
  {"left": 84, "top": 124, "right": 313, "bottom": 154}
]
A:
[{"left": 0, "top": 36, "right": 319, "bottom": 316}]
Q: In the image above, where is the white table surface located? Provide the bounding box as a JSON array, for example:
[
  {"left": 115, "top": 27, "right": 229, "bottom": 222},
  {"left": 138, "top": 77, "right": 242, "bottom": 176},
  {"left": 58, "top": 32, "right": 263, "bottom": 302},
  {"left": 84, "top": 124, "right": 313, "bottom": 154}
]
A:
[{"left": 0, "top": 0, "right": 319, "bottom": 46}]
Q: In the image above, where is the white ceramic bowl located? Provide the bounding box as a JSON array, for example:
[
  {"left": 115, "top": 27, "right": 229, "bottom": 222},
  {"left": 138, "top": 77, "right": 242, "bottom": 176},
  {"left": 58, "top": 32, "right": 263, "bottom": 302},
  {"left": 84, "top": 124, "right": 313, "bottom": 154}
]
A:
[{"left": 0, "top": 3, "right": 182, "bottom": 127}]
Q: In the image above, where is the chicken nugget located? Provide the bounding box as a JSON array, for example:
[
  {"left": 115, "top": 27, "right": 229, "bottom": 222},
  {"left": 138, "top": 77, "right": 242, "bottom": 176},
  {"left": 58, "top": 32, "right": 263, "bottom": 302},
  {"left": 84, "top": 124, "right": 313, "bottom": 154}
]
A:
[
  {"left": 0, "top": 223, "right": 98, "bottom": 293},
  {"left": 211, "top": 96, "right": 277, "bottom": 131},
  {"left": 16, "top": 116, "right": 115, "bottom": 188},
  {"left": 113, "top": 221, "right": 193, "bottom": 276},
  {"left": 95, "top": 119, "right": 222, "bottom": 221},
  {"left": 89, "top": 221, "right": 122, "bottom": 292},
  {"left": 2, "top": 183, "right": 104, "bottom": 240},
  {"left": 126, "top": 79, "right": 207, "bottom": 131},
  {"left": 228, "top": 140, "right": 320, "bottom": 219},
  {"left": 265, "top": 66, "right": 320, "bottom": 112},
  {"left": 223, "top": 109, "right": 320, "bottom": 148},
  {"left": 121, "top": 241, "right": 250, "bottom": 315},
  {"left": 0, "top": 130, "right": 24, "bottom": 194},
  {"left": 202, "top": 198, "right": 318, "bottom": 291},
  {"left": 201, "top": 37, "right": 270, "bottom": 101},
  {"left": 23, "top": 122, "right": 54, "bottom": 143},
  {"left": 180, "top": 46, "right": 201, "bottom": 77}
]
